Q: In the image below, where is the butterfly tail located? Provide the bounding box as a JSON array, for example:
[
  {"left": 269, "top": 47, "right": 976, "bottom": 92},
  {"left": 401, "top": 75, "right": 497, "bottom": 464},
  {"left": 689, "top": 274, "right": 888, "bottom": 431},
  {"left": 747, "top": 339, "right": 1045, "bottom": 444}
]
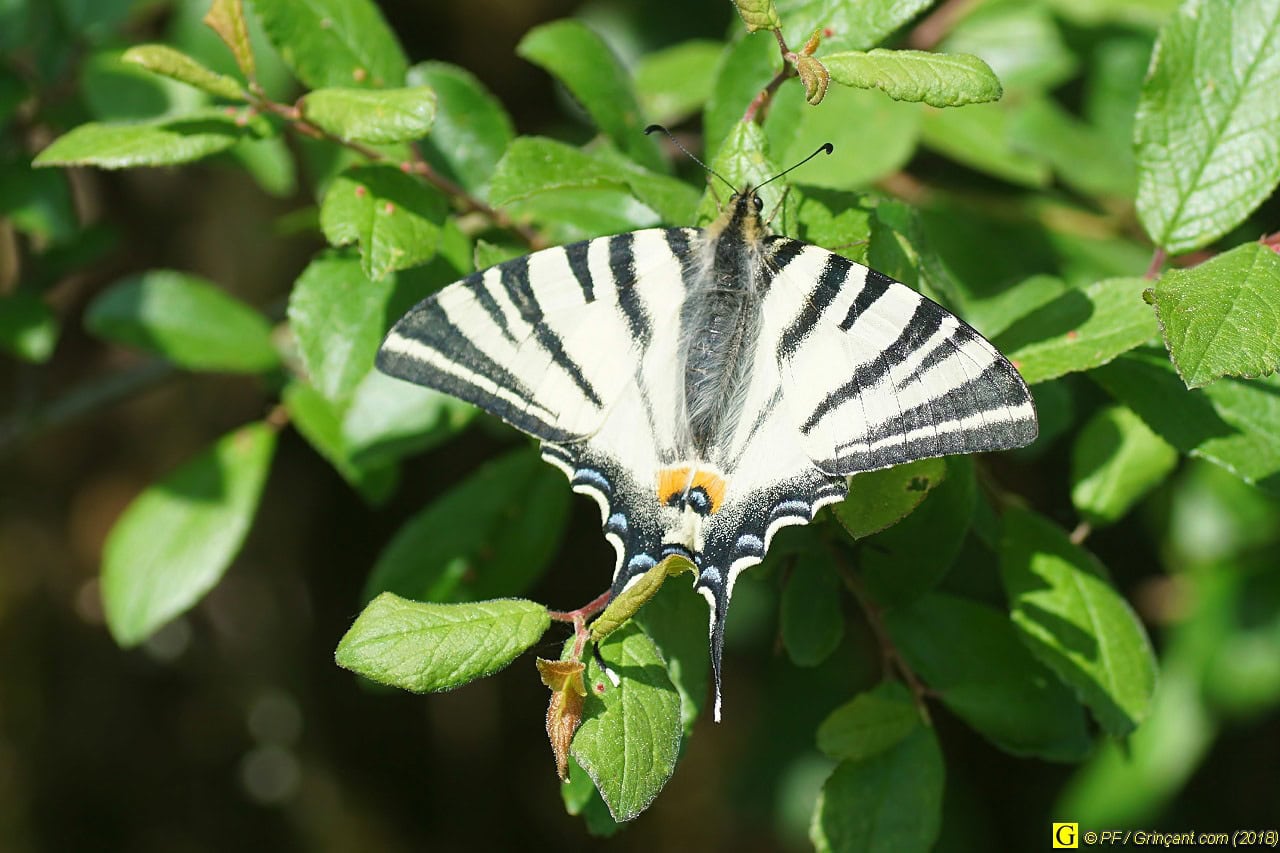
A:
[{"left": 694, "top": 565, "right": 730, "bottom": 722}]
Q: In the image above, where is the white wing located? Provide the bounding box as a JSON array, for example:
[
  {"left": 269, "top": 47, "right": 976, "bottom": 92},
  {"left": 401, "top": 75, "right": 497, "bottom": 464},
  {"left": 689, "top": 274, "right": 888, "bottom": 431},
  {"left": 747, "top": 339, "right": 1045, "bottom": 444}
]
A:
[
  {"left": 379, "top": 229, "right": 699, "bottom": 445},
  {"left": 759, "top": 237, "right": 1038, "bottom": 475}
]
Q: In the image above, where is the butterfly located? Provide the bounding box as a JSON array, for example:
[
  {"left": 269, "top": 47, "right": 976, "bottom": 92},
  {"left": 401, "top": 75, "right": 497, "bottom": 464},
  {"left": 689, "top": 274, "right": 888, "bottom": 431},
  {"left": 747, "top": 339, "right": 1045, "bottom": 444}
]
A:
[{"left": 377, "top": 139, "right": 1038, "bottom": 719}]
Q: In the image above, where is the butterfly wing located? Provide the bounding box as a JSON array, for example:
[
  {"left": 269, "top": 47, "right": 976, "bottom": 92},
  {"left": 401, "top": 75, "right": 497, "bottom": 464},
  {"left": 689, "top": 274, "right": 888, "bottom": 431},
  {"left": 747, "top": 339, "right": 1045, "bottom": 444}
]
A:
[
  {"left": 761, "top": 236, "right": 1039, "bottom": 475},
  {"left": 379, "top": 226, "right": 704, "bottom": 588},
  {"left": 380, "top": 231, "right": 690, "bottom": 443}
]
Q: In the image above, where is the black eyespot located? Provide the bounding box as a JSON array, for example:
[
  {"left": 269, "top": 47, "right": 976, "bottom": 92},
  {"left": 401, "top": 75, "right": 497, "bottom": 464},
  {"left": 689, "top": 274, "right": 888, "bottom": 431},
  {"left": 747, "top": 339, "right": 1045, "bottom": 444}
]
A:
[{"left": 753, "top": 195, "right": 764, "bottom": 212}]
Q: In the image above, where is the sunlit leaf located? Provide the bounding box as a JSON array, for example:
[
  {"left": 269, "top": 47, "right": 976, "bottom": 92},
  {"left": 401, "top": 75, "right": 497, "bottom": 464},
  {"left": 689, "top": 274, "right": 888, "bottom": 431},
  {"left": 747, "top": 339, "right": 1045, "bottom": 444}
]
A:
[
  {"left": 102, "top": 422, "right": 276, "bottom": 647},
  {"left": 335, "top": 593, "right": 550, "bottom": 692}
]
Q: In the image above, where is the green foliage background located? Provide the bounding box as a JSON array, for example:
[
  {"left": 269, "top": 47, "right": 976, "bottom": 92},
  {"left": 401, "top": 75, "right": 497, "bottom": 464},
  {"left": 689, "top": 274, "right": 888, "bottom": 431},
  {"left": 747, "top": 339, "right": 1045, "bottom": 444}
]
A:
[{"left": 3, "top": 0, "right": 1280, "bottom": 849}]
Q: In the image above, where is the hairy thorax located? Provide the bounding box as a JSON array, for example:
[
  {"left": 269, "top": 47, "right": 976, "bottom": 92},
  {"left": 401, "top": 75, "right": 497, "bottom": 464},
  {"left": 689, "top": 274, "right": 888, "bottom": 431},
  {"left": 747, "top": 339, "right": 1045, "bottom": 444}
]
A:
[{"left": 680, "top": 199, "right": 768, "bottom": 456}]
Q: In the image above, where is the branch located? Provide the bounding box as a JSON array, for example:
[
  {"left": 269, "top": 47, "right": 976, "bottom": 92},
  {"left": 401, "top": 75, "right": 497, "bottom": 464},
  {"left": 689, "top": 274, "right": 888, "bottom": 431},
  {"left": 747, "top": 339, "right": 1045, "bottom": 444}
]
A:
[
  {"left": 743, "top": 29, "right": 799, "bottom": 125},
  {"left": 0, "top": 358, "right": 175, "bottom": 457},
  {"left": 834, "top": 554, "right": 933, "bottom": 722},
  {"left": 250, "top": 94, "right": 546, "bottom": 250}
]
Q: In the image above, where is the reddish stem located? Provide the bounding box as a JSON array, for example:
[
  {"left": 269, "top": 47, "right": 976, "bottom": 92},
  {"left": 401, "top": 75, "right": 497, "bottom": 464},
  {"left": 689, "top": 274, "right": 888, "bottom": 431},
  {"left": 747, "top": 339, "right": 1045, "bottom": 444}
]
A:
[
  {"left": 1144, "top": 247, "right": 1167, "bottom": 280},
  {"left": 548, "top": 590, "right": 612, "bottom": 624}
]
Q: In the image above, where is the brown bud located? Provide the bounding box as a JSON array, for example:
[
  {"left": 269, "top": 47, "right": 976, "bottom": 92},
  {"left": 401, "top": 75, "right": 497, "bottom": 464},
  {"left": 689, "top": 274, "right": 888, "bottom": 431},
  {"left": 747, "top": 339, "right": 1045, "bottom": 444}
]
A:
[
  {"left": 537, "top": 658, "right": 587, "bottom": 780},
  {"left": 795, "top": 55, "right": 830, "bottom": 105}
]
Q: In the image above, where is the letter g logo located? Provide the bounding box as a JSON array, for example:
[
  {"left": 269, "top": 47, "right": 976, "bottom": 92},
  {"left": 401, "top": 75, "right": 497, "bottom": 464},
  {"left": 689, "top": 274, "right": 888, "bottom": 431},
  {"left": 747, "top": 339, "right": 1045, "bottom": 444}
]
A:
[{"left": 1052, "top": 823, "right": 1079, "bottom": 848}]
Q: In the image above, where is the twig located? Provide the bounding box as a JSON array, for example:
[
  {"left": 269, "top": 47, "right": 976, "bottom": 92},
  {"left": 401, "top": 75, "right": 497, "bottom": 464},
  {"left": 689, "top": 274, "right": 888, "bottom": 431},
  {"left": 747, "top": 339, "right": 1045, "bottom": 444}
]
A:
[
  {"left": 0, "top": 358, "right": 175, "bottom": 457},
  {"left": 1144, "top": 247, "right": 1167, "bottom": 280},
  {"left": 1069, "top": 520, "right": 1092, "bottom": 546},
  {"left": 548, "top": 590, "right": 612, "bottom": 624},
  {"left": 835, "top": 554, "right": 933, "bottom": 722},
  {"left": 250, "top": 96, "right": 546, "bottom": 250},
  {"left": 908, "top": 0, "right": 979, "bottom": 50},
  {"left": 407, "top": 144, "right": 547, "bottom": 250},
  {"left": 743, "top": 30, "right": 798, "bottom": 125}
]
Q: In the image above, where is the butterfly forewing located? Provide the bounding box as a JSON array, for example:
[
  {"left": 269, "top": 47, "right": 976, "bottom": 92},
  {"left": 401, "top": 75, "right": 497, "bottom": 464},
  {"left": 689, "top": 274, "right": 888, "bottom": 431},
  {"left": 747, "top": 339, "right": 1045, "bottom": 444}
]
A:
[{"left": 765, "top": 238, "right": 1038, "bottom": 475}]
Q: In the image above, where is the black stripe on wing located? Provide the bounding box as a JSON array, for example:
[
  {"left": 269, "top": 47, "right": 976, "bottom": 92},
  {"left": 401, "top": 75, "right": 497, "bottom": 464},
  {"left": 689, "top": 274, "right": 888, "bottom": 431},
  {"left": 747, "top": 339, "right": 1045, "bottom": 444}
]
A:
[
  {"left": 799, "top": 299, "right": 945, "bottom": 435},
  {"left": 775, "top": 249, "right": 849, "bottom": 361},
  {"left": 377, "top": 299, "right": 580, "bottom": 442},
  {"left": 498, "top": 256, "right": 604, "bottom": 408}
]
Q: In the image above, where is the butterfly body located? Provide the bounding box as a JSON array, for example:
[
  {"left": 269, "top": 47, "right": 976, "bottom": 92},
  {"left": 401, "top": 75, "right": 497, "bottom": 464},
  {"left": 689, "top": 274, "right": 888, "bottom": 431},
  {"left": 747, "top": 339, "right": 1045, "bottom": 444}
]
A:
[{"left": 378, "top": 186, "right": 1037, "bottom": 719}]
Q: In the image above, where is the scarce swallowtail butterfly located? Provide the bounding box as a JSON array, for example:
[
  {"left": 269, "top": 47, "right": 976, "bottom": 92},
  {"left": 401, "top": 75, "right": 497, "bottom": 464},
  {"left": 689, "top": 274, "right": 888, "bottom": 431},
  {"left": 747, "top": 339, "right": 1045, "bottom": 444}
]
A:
[{"left": 377, "top": 137, "right": 1038, "bottom": 720}]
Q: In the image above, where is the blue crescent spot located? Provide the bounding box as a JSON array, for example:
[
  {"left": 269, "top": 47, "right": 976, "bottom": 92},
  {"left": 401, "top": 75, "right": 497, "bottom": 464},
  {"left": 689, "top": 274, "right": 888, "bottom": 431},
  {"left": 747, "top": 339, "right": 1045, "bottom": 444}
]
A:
[
  {"left": 628, "top": 554, "right": 657, "bottom": 573},
  {"left": 573, "top": 467, "right": 612, "bottom": 495}
]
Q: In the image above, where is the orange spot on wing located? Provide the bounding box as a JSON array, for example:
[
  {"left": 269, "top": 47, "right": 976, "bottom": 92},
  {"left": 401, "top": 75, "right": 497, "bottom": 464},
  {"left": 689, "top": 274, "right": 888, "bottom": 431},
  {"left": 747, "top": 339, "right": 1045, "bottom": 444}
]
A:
[{"left": 655, "top": 466, "right": 728, "bottom": 514}]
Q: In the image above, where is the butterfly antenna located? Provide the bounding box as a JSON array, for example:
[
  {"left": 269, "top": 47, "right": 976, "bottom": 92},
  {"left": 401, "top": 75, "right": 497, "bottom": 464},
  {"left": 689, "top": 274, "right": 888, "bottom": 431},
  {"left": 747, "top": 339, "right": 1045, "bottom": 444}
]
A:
[
  {"left": 754, "top": 142, "right": 834, "bottom": 191},
  {"left": 645, "top": 124, "right": 737, "bottom": 195}
]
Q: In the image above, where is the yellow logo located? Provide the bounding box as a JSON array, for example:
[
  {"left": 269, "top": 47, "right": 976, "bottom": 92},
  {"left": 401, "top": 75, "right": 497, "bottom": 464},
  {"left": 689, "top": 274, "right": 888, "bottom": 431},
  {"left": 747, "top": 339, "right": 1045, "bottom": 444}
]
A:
[{"left": 1053, "top": 823, "right": 1079, "bottom": 848}]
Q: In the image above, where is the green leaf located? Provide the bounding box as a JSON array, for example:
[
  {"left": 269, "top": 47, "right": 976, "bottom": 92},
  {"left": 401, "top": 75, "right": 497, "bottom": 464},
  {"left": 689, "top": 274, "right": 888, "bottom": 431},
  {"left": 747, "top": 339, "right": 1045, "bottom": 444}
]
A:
[
  {"left": 810, "top": 726, "right": 943, "bottom": 853},
  {"left": 816, "top": 681, "right": 921, "bottom": 762},
  {"left": 341, "top": 368, "right": 475, "bottom": 468},
  {"left": 940, "top": 4, "right": 1077, "bottom": 93},
  {"left": 85, "top": 270, "right": 279, "bottom": 373},
  {"left": 920, "top": 103, "right": 1050, "bottom": 187},
  {"left": 203, "top": 0, "right": 255, "bottom": 80},
  {"left": 996, "top": 277, "right": 1159, "bottom": 385},
  {"left": 80, "top": 48, "right": 207, "bottom": 120},
  {"left": 859, "top": 457, "right": 975, "bottom": 606},
  {"left": 488, "top": 137, "right": 699, "bottom": 226},
  {"left": 1045, "top": 0, "right": 1178, "bottom": 28},
  {"left": 734, "top": 0, "right": 782, "bottom": 31},
  {"left": 365, "top": 449, "right": 570, "bottom": 603},
  {"left": 562, "top": 757, "right": 622, "bottom": 837},
  {"left": 886, "top": 593, "right": 1092, "bottom": 760},
  {"left": 335, "top": 593, "right": 550, "bottom": 692},
  {"left": 1072, "top": 404, "right": 1179, "bottom": 527},
  {"left": 287, "top": 249, "right": 398, "bottom": 402},
  {"left": 824, "top": 50, "right": 1001, "bottom": 107},
  {"left": 1149, "top": 242, "right": 1280, "bottom": 389},
  {"left": 767, "top": 84, "right": 920, "bottom": 191},
  {"left": 833, "top": 457, "right": 946, "bottom": 540},
  {"left": 1092, "top": 348, "right": 1280, "bottom": 494},
  {"left": 122, "top": 44, "right": 247, "bottom": 100},
  {"left": 507, "top": 187, "right": 662, "bottom": 243},
  {"left": 1000, "top": 507, "right": 1158, "bottom": 736},
  {"left": 571, "top": 621, "right": 682, "bottom": 822},
  {"left": 408, "top": 62, "right": 514, "bottom": 198},
  {"left": 632, "top": 581, "right": 711, "bottom": 733},
  {"left": 781, "top": 553, "right": 845, "bottom": 667},
  {"left": 301, "top": 86, "right": 436, "bottom": 143},
  {"left": 319, "top": 164, "right": 448, "bottom": 280},
  {"left": 33, "top": 110, "right": 262, "bottom": 169},
  {"left": 102, "top": 422, "right": 276, "bottom": 647},
  {"left": 634, "top": 40, "right": 723, "bottom": 126},
  {"left": 0, "top": 293, "right": 59, "bottom": 363},
  {"left": 1135, "top": 0, "right": 1280, "bottom": 252},
  {"left": 1009, "top": 97, "right": 1136, "bottom": 199},
  {"left": 704, "top": 34, "right": 775, "bottom": 158},
  {"left": 282, "top": 382, "right": 397, "bottom": 505},
  {"left": 792, "top": 187, "right": 873, "bottom": 263},
  {"left": 0, "top": 163, "right": 76, "bottom": 244},
  {"left": 777, "top": 0, "right": 936, "bottom": 53},
  {"left": 698, "top": 121, "right": 784, "bottom": 225},
  {"left": 252, "top": 0, "right": 407, "bottom": 89},
  {"left": 516, "top": 20, "right": 664, "bottom": 172}
]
